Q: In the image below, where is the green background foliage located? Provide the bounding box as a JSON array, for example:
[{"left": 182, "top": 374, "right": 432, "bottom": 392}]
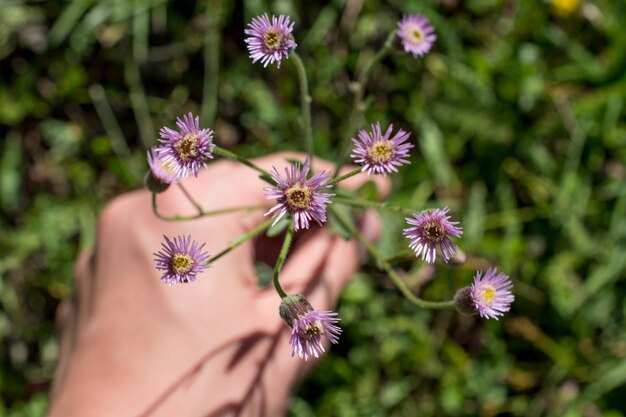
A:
[{"left": 1, "top": 0, "right": 625, "bottom": 415}]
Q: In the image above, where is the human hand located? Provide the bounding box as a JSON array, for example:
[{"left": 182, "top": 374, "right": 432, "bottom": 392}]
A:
[{"left": 48, "top": 152, "right": 389, "bottom": 417}]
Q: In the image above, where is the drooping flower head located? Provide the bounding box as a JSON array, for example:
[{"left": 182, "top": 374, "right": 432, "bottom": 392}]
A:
[
  {"left": 279, "top": 294, "right": 342, "bottom": 361},
  {"left": 145, "top": 148, "right": 178, "bottom": 193},
  {"left": 470, "top": 268, "right": 515, "bottom": 319},
  {"left": 153, "top": 235, "right": 210, "bottom": 286},
  {"left": 158, "top": 113, "right": 214, "bottom": 180},
  {"left": 397, "top": 14, "right": 436, "bottom": 58},
  {"left": 245, "top": 13, "right": 297, "bottom": 68},
  {"left": 264, "top": 159, "right": 334, "bottom": 232},
  {"left": 350, "top": 122, "right": 414, "bottom": 176},
  {"left": 403, "top": 207, "right": 463, "bottom": 263}
]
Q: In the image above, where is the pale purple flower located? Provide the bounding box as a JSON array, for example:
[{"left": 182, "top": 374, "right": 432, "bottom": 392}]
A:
[
  {"left": 147, "top": 148, "right": 178, "bottom": 186},
  {"left": 245, "top": 13, "right": 297, "bottom": 68},
  {"left": 350, "top": 122, "right": 413, "bottom": 176},
  {"left": 279, "top": 295, "right": 342, "bottom": 361},
  {"left": 153, "top": 235, "right": 210, "bottom": 286},
  {"left": 403, "top": 207, "right": 463, "bottom": 263},
  {"left": 397, "top": 14, "right": 436, "bottom": 58},
  {"left": 157, "top": 113, "right": 214, "bottom": 180},
  {"left": 264, "top": 159, "right": 334, "bottom": 232},
  {"left": 471, "top": 268, "right": 515, "bottom": 319}
]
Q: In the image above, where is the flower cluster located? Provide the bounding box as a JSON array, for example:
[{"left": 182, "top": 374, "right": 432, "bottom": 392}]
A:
[{"left": 145, "top": 11, "right": 515, "bottom": 364}]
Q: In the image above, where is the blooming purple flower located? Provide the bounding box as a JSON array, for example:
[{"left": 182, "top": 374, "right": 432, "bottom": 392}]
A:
[
  {"left": 397, "top": 14, "right": 437, "bottom": 58},
  {"left": 245, "top": 13, "right": 297, "bottom": 68},
  {"left": 403, "top": 207, "right": 463, "bottom": 263},
  {"left": 153, "top": 235, "right": 210, "bottom": 286},
  {"left": 264, "top": 159, "right": 334, "bottom": 232},
  {"left": 147, "top": 148, "right": 178, "bottom": 186},
  {"left": 350, "top": 122, "right": 414, "bottom": 176},
  {"left": 471, "top": 268, "right": 515, "bottom": 319},
  {"left": 279, "top": 295, "right": 342, "bottom": 361},
  {"left": 157, "top": 113, "right": 215, "bottom": 180}
]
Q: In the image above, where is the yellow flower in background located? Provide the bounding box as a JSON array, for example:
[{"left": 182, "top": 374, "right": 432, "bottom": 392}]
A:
[{"left": 552, "top": 0, "right": 579, "bottom": 16}]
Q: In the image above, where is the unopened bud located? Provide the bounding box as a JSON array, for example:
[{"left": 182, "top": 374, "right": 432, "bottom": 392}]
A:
[
  {"left": 453, "top": 287, "right": 478, "bottom": 316},
  {"left": 279, "top": 294, "right": 314, "bottom": 328}
]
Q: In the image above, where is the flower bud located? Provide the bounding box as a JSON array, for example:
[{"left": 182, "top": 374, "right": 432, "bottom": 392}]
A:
[
  {"left": 453, "top": 286, "right": 478, "bottom": 316},
  {"left": 144, "top": 170, "right": 170, "bottom": 193}
]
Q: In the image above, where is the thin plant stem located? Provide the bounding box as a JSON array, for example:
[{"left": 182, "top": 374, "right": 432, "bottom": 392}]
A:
[
  {"left": 201, "top": 0, "right": 223, "bottom": 126},
  {"left": 151, "top": 192, "right": 266, "bottom": 222},
  {"left": 125, "top": 60, "right": 154, "bottom": 150},
  {"left": 206, "top": 218, "right": 274, "bottom": 265},
  {"left": 273, "top": 220, "right": 294, "bottom": 299},
  {"left": 329, "top": 205, "right": 455, "bottom": 310},
  {"left": 335, "top": 30, "right": 396, "bottom": 175},
  {"left": 212, "top": 146, "right": 274, "bottom": 183},
  {"left": 333, "top": 195, "right": 415, "bottom": 216},
  {"left": 327, "top": 168, "right": 362, "bottom": 186},
  {"left": 177, "top": 183, "right": 203, "bottom": 215},
  {"left": 291, "top": 52, "right": 314, "bottom": 164}
]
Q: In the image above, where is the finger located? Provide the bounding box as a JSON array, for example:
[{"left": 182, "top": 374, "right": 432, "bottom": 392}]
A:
[{"left": 51, "top": 249, "right": 93, "bottom": 400}]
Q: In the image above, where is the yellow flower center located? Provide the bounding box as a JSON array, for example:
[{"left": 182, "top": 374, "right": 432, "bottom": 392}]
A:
[
  {"left": 481, "top": 285, "right": 496, "bottom": 305},
  {"left": 411, "top": 28, "right": 424, "bottom": 42},
  {"left": 368, "top": 141, "right": 396, "bottom": 164},
  {"left": 174, "top": 133, "right": 200, "bottom": 161},
  {"left": 171, "top": 253, "right": 194, "bottom": 274},
  {"left": 263, "top": 29, "right": 283, "bottom": 50},
  {"left": 423, "top": 220, "right": 445, "bottom": 242},
  {"left": 285, "top": 183, "right": 313, "bottom": 210},
  {"left": 301, "top": 320, "right": 323, "bottom": 339}
]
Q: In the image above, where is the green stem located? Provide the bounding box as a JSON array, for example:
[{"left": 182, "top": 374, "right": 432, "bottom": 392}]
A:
[
  {"left": 201, "top": 0, "right": 223, "bottom": 126},
  {"left": 336, "top": 30, "right": 396, "bottom": 175},
  {"left": 206, "top": 219, "right": 274, "bottom": 265},
  {"left": 151, "top": 193, "right": 266, "bottom": 222},
  {"left": 273, "top": 220, "right": 294, "bottom": 298},
  {"left": 177, "top": 183, "right": 203, "bottom": 215},
  {"left": 329, "top": 205, "right": 455, "bottom": 310},
  {"left": 327, "top": 168, "right": 362, "bottom": 186},
  {"left": 212, "top": 146, "right": 274, "bottom": 183},
  {"left": 291, "top": 52, "right": 314, "bottom": 163},
  {"left": 333, "top": 195, "right": 415, "bottom": 216}
]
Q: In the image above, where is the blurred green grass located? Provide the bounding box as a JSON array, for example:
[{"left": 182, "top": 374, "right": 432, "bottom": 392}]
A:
[{"left": 1, "top": 0, "right": 625, "bottom": 416}]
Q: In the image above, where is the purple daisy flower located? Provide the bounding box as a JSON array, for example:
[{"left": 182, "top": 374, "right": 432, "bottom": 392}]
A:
[
  {"left": 244, "top": 13, "right": 297, "bottom": 68},
  {"left": 279, "top": 295, "right": 342, "bottom": 361},
  {"left": 397, "top": 14, "right": 437, "bottom": 58},
  {"left": 153, "top": 235, "right": 211, "bottom": 286},
  {"left": 264, "top": 159, "right": 334, "bottom": 232},
  {"left": 471, "top": 268, "right": 515, "bottom": 319},
  {"left": 350, "top": 122, "right": 414, "bottom": 176},
  {"left": 146, "top": 148, "right": 178, "bottom": 187},
  {"left": 403, "top": 207, "right": 463, "bottom": 263},
  {"left": 157, "top": 112, "right": 215, "bottom": 180}
]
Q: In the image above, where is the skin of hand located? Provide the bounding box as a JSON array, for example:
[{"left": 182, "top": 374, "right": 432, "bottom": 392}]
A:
[{"left": 48, "top": 152, "right": 390, "bottom": 417}]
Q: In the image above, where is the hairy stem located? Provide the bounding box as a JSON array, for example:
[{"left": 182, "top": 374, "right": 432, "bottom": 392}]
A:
[
  {"left": 212, "top": 146, "right": 274, "bottom": 183},
  {"left": 206, "top": 219, "right": 274, "bottom": 265},
  {"left": 291, "top": 52, "right": 314, "bottom": 164},
  {"left": 273, "top": 220, "right": 294, "bottom": 298},
  {"left": 329, "top": 205, "right": 455, "bottom": 310},
  {"left": 328, "top": 168, "right": 362, "bottom": 186},
  {"left": 151, "top": 192, "right": 266, "bottom": 222},
  {"left": 333, "top": 195, "right": 415, "bottom": 216}
]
